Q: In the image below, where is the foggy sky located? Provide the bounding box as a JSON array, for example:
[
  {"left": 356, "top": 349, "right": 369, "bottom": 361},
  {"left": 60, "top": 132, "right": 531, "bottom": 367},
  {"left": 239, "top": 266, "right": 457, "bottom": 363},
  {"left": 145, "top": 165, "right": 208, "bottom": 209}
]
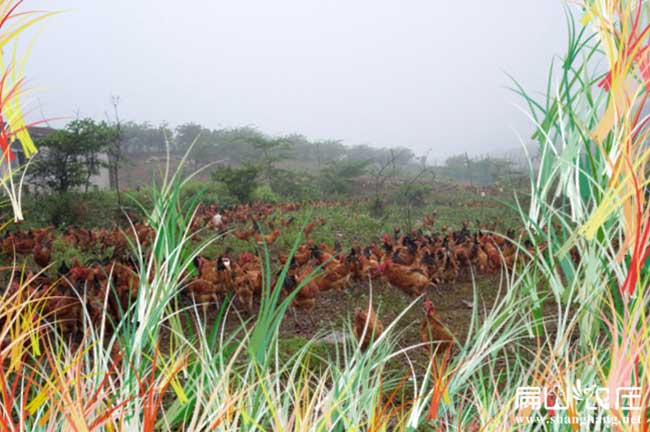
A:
[{"left": 27, "top": 1, "right": 566, "bottom": 159}]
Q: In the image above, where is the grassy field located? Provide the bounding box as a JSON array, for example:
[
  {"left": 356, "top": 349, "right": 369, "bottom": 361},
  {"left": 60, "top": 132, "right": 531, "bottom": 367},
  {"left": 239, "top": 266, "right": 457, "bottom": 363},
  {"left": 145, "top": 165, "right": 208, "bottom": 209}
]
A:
[
  {"left": 1, "top": 1, "right": 650, "bottom": 430},
  {"left": 8, "top": 179, "right": 523, "bottom": 356}
]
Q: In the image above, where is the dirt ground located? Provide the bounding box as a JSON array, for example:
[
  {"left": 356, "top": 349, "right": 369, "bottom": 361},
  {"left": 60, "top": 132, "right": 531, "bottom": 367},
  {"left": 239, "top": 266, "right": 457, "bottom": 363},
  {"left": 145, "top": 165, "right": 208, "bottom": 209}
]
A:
[
  {"left": 202, "top": 270, "right": 506, "bottom": 371},
  {"left": 287, "top": 274, "right": 501, "bottom": 341}
]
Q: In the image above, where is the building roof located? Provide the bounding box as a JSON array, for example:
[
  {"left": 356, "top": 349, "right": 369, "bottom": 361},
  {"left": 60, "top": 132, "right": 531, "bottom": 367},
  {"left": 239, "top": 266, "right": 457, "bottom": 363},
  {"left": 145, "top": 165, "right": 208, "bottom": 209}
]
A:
[{"left": 27, "top": 126, "right": 56, "bottom": 139}]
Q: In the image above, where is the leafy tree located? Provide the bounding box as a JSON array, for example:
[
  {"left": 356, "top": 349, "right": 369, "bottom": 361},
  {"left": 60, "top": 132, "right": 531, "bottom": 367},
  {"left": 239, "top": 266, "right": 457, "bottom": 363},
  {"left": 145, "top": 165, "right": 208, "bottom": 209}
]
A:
[
  {"left": 175, "top": 123, "right": 206, "bottom": 152},
  {"left": 116, "top": 120, "right": 426, "bottom": 177},
  {"left": 279, "top": 135, "right": 345, "bottom": 166},
  {"left": 249, "top": 135, "right": 292, "bottom": 186},
  {"left": 121, "top": 121, "right": 171, "bottom": 153},
  {"left": 320, "top": 160, "right": 370, "bottom": 195},
  {"left": 175, "top": 122, "right": 217, "bottom": 167},
  {"left": 74, "top": 119, "right": 118, "bottom": 191},
  {"left": 441, "top": 153, "right": 519, "bottom": 185},
  {"left": 315, "top": 139, "right": 346, "bottom": 165},
  {"left": 211, "top": 163, "right": 261, "bottom": 203},
  {"left": 271, "top": 168, "right": 319, "bottom": 201},
  {"left": 29, "top": 119, "right": 116, "bottom": 193}
]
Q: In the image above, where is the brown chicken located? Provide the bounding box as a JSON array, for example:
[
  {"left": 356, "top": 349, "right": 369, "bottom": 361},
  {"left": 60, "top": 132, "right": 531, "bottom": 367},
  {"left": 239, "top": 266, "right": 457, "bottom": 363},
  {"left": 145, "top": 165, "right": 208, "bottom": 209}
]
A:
[
  {"left": 359, "top": 254, "right": 381, "bottom": 281},
  {"left": 232, "top": 253, "right": 262, "bottom": 307},
  {"left": 233, "top": 228, "right": 255, "bottom": 241},
  {"left": 378, "top": 259, "right": 432, "bottom": 297},
  {"left": 195, "top": 256, "right": 220, "bottom": 286},
  {"left": 186, "top": 278, "right": 220, "bottom": 311},
  {"left": 279, "top": 241, "right": 313, "bottom": 266},
  {"left": 354, "top": 305, "right": 383, "bottom": 350},
  {"left": 105, "top": 262, "right": 141, "bottom": 316},
  {"left": 303, "top": 223, "right": 316, "bottom": 238},
  {"left": 32, "top": 242, "right": 52, "bottom": 268},
  {"left": 391, "top": 246, "right": 417, "bottom": 266},
  {"left": 420, "top": 298, "right": 454, "bottom": 354},
  {"left": 435, "top": 248, "right": 459, "bottom": 286},
  {"left": 482, "top": 238, "right": 501, "bottom": 271},
  {"left": 346, "top": 248, "right": 364, "bottom": 282},
  {"left": 256, "top": 229, "right": 281, "bottom": 246},
  {"left": 473, "top": 238, "right": 489, "bottom": 273},
  {"left": 45, "top": 285, "right": 82, "bottom": 337},
  {"left": 281, "top": 216, "right": 295, "bottom": 227},
  {"left": 233, "top": 274, "right": 254, "bottom": 312},
  {"left": 215, "top": 256, "right": 235, "bottom": 292},
  {"left": 186, "top": 257, "right": 221, "bottom": 310},
  {"left": 308, "top": 245, "right": 351, "bottom": 292},
  {"left": 292, "top": 260, "right": 320, "bottom": 313},
  {"left": 3, "top": 232, "right": 34, "bottom": 255}
]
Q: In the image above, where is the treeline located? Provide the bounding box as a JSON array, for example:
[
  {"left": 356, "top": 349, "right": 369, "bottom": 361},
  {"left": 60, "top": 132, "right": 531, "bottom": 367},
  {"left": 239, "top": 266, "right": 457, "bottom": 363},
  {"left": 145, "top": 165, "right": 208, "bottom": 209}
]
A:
[
  {"left": 28, "top": 119, "right": 524, "bottom": 200},
  {"left": 22, "top": 118, "right": 526, "bottom": 227},
  {"left": 436, "top": 153, "right": 522, "bottom": 186},
  {"left": 121, "top": 122, "right": 422, "bottom": 168}
]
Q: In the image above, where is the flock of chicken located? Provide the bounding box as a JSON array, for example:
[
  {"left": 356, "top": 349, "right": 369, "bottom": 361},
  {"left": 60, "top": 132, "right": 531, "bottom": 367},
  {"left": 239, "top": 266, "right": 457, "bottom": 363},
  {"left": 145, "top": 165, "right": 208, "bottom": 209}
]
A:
[{"left": 0, "top": 200, "right": 524, "bottom": 349}]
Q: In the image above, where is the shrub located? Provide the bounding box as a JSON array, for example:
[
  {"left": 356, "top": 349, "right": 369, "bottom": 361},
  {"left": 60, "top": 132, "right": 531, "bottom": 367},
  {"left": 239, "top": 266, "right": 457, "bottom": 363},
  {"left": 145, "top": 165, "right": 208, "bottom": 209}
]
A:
[
  {"left": 270, "top": 169, "right": 319, "bottom": 201},
  {"left": 180, "top": 180, "right": 237, "bottom": 207},
  {"left": 397, "top": 183, "right": 430, "bottom": 207},
  {"left": 50, "top": 236, "right": 115, "bottom": 270},
  {"left": 22, "top": 190, "right": 120, "bottom": 228},
  {"left": 251, "top": 185, "right": 281, "bottom": 203},
  {"left": 319, "top": 160, "right": 369, "bottom": 195},
  {"left": 211, "top": 163, "right": 260, "bottom": 203}
]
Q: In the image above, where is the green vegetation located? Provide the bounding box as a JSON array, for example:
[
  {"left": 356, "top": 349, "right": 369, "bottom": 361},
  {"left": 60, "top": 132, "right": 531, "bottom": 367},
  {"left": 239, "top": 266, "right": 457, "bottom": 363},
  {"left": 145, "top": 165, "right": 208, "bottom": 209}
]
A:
[
  {"left": 28, "top": 118, "right": 117, "bottom": 193},
  {"left": 319, "top": 159, "right": 370, "bottom": 195},
  {"left": 118, "top": 121, "right": 523, "bottom": 183},
  {"left": 21, "top": 189, "right": 122, "bottom": 228},
  {"left": 211, "top": 163, "right": 261, "bottom": 203},
  {"left": 4, "top": 1, "right": 647, "bottom": 430}
]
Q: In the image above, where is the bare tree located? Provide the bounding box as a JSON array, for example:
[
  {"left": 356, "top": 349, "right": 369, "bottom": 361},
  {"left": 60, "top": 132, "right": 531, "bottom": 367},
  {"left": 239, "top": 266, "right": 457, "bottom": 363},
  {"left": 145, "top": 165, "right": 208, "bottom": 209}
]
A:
[
  {"left": 370, "top": 149, "right": 407, "bottom": 216},
  {"left": 398, "top": 151, "right": 434, "bottom": 229},
  {"left": 107, "top": 95, "right": 123, "bottom": 205},
  {"left": 465, "top": 151, "right": 473, "bottom": 187}
]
